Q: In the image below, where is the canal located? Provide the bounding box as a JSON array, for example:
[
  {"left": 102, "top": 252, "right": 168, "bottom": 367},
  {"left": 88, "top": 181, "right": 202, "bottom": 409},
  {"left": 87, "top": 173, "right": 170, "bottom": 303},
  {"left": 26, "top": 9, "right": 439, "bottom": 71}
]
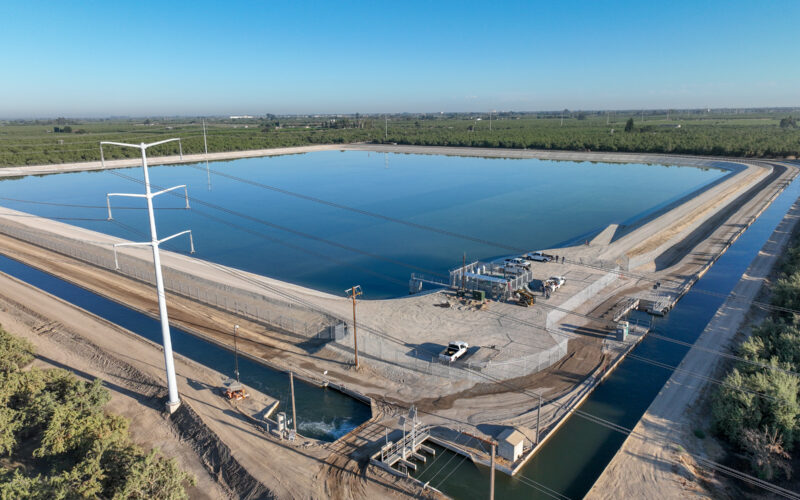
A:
[{"left": 0, "top": 254, "right": 371, "bottom": 442}]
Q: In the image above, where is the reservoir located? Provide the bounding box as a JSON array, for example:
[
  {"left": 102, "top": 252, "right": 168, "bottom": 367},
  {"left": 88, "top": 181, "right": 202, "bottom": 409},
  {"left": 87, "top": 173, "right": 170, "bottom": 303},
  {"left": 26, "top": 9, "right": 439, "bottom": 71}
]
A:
[
  {"left": 0, "top": 150, "right": 787, "bottom": 495},
  {"left": 0, "top": 150, "right": 725, "bottom": 298}
]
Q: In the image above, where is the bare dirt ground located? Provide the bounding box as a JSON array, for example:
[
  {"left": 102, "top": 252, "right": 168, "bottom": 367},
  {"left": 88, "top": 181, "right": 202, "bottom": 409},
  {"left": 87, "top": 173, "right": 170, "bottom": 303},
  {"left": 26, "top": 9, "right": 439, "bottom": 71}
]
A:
[
  {"left": 0, "top": 271, "right": 430, "bottom": 499},
  {"left": 587, "top": 175, "right": 800, "bottom": 499}
]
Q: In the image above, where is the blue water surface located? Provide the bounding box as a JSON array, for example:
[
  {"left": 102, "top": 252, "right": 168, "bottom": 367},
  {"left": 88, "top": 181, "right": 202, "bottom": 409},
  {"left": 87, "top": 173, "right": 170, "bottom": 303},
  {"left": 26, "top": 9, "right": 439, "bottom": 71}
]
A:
[{"left": 0, "top": 151, "right": 725, "bottom": 298}]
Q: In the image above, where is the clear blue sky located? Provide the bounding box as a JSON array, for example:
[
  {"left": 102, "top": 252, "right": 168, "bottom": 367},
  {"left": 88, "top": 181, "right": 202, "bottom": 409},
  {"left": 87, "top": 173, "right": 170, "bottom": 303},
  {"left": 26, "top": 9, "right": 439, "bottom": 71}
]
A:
[{"left": 1, "top": 0, "right": 798, "bottom": 117}]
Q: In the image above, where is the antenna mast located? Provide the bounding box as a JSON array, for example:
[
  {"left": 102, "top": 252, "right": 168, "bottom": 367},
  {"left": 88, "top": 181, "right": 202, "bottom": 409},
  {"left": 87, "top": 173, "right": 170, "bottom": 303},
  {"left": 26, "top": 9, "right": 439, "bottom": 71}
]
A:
[{"left": 102, "top": 138, "right": 194, "bottom": 413}]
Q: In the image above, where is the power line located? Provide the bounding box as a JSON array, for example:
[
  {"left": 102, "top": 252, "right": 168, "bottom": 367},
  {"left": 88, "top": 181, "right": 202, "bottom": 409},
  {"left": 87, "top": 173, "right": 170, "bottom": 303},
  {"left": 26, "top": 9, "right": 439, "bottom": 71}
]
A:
[
  {"left": 0, "top": 196, "right": 187, "bottom": 210},
  {"left": 186, "top": 257, "right": 797, "bottom": 498},
  {"left": 9, "top": 163, "right": 790, "bottom": 389},
  {"left": 107, "top": 169, "right": 448, "bottom": 279},
  {"left": 2, "top": 195, "right": 792, "bottom": 418},
  {"left": 193, "top": 159, "right": 800, "bottom": 320},
  {"left": 5, "top": 166, "right": 797, "bottom": 389},
  {"left": 6, "top": 189, "right": 797, "bottom": 381},
  {"left": 96, "top": 154, "right": 800, "bottom": 497}
]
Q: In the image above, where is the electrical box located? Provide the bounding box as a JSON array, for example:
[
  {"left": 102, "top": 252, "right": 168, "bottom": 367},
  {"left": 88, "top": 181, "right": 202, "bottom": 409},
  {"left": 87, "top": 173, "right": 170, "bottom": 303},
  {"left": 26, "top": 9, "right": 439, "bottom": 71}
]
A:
[
  {"left": 277, "top": 412, "right": 287, "bottom": 433},
  {"left": 616, "top": 321, "right": 629, "bottom": 341}
]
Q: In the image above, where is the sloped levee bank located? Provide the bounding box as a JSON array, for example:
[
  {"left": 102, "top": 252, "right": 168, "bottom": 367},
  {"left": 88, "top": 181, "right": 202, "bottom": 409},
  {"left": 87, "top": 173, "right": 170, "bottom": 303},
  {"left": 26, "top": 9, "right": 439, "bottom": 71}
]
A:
[
  {"left": 0, "top": 270, "right": 275, "bottom": 499},
  {"left": 0, "top": 255, "right": 372, "bottom": 443}
]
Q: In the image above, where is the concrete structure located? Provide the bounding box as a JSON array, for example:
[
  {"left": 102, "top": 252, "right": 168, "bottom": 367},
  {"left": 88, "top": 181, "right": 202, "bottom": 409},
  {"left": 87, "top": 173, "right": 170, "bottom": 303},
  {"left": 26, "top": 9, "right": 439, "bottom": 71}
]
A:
[{"left": 497, "top": 428, "right": 525, "bottom": 462}]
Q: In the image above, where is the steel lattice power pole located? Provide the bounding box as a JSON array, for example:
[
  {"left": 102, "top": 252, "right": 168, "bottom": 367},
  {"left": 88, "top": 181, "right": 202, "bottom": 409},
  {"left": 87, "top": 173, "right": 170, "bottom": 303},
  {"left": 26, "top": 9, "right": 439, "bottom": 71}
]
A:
[
  {"left": 345, "top": 285, "right": 362, "bottom": 369},
  {"left": 102, "top": 138, "right": 193, "bottom": 414}
]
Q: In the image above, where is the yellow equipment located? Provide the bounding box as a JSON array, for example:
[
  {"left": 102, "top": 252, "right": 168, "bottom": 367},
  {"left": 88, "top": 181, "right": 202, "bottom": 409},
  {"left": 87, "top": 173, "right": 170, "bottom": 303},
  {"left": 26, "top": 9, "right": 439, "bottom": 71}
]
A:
[{"left": 516, "top": 289, "right": 535, "bottom": 307}]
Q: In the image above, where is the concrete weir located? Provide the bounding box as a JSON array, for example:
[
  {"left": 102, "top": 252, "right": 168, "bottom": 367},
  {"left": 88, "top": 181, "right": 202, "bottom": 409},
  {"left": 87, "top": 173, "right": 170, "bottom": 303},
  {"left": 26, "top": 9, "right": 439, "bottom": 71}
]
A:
[{"left": 0, "top": 145, "right": 779, "bottom": 391}]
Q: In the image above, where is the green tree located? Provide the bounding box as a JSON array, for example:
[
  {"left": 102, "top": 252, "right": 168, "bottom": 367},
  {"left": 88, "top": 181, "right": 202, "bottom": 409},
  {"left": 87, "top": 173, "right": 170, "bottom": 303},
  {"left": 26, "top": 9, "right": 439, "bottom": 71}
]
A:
[
  {"left": 624, "top": 118, "right": 635, "bottom": 132},
  {"left": 0, "top": 329, "right": 33, "bottom": 373},
  {"left": 0, "top": 328, "right": 195, "bottom": 499},
  {"left": 779, "top": 116, "right": 797, "bottom": 129}
]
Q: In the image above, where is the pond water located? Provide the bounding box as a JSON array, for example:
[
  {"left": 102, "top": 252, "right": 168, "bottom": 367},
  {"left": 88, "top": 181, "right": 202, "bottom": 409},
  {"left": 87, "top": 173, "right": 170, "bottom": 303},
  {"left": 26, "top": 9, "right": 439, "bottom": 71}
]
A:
[{"left": 0, "top": 151, "right": 726, "bottom": 298}]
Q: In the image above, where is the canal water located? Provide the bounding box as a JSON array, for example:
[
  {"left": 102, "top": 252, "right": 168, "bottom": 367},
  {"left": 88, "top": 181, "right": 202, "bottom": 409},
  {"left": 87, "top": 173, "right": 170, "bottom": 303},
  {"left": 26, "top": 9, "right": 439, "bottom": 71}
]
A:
[
  {"left": 0, "top": 151, "right": 726, "bottom": 298},
  {"left": 0, "top": 254, "right": 371, "bottom": 442},
  {"left": 406, "top": 173, "right": 800, "bottom": 498}
]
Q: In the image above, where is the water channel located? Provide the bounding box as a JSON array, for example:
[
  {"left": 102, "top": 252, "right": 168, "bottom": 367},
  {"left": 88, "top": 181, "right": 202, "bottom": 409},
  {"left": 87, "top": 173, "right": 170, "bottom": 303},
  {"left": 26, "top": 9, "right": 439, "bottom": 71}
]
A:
[{"left": 0, "top": 254, "right": 371, "bottom": 441}]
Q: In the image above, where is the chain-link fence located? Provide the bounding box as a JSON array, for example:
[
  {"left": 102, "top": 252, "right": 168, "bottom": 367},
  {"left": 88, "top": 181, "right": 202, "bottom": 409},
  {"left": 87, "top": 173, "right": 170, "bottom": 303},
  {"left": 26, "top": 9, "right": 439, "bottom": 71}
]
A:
[
  {"left": 0, "top": 217, "right": 337, "bottom": 340},
  {"left": 1, "top": 216, "right": 570, "bottom": 383},
  {"left": 329, "top": 325, "right": 568, "bottom": 382}
]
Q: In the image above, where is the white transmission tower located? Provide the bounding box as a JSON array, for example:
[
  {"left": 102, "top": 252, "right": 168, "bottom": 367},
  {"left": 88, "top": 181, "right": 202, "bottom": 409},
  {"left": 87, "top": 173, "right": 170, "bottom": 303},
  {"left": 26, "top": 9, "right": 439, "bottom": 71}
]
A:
[{"left": 101, "top": 138, "right": 194, "bottom": 413}]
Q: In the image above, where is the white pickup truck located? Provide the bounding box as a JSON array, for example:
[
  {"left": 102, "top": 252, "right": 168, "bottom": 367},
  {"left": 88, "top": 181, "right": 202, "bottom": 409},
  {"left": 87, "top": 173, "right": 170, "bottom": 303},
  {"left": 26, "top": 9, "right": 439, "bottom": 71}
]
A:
[
  {"left": 526, "top": 251, "right": 554, "bottom": 262},
  {"left": 439, "top": 341, "right": 469, "bottom": 362}
]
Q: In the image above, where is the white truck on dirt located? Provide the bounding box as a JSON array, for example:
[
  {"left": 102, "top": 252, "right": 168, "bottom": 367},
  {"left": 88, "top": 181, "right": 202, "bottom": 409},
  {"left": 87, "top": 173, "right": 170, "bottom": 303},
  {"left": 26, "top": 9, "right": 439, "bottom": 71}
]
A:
[
  {"left": 439, "top": 341, "right": 469, "bottom": 362},
  {"left": 525, "top": 251, "right": 554, "bottom": 262}
]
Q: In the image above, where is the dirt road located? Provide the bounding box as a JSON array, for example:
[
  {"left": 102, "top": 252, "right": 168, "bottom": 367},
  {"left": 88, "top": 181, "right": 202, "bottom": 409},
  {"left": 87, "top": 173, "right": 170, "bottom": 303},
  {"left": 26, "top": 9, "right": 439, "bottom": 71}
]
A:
[{"left": 0, "top": 270, "right": 425, "bottom": 499}]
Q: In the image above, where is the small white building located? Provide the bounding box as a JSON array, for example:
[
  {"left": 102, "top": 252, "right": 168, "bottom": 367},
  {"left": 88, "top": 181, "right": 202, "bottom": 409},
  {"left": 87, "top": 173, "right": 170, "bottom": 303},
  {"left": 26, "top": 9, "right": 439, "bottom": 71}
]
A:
[{"left": 497, "top": 428, "right": 525, "bottom": 462}]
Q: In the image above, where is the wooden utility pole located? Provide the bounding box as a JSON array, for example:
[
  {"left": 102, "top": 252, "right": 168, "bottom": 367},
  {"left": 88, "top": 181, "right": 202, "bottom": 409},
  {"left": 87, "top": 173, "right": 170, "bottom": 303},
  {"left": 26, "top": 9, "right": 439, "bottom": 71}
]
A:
[
  {"left": 233, "top": 324, "right": 240, "bottom": 383},
  {"left": 490, "top": 442, "right": 496, "bottom": 500},
  {"left": 536, "top": 392, "right": 542, "bottom": 444},
  {"left": 290, "top": 371, "right": 297, "bottom": 433},
  {"left": 345, "top": 286, "right": 363, "bottom": 369}
]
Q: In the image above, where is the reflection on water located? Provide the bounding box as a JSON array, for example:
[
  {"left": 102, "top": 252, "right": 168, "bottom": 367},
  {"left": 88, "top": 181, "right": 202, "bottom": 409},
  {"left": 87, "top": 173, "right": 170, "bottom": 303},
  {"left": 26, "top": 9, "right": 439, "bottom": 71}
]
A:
[{"left": 0, "top": 151, "right": 725, "bottom": 298}]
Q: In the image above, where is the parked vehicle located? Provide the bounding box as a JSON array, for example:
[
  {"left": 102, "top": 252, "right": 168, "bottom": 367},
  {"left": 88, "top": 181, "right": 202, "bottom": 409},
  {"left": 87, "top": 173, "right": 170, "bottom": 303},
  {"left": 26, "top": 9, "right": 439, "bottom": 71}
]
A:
[
  {"left": 502, "top": 263, "right": 527, "bottom": 275},
  {"left": 439, "top": 341, "right": 469, "bottom": 362},
  {"left": 504, "top": 257, "right": 531, "bottom": 269},
  {"left": 546, "top": 276, "right": 566, "bottom": 289},
  {"left": 525, "top": 251, "right": 554, "bottom": 262}
]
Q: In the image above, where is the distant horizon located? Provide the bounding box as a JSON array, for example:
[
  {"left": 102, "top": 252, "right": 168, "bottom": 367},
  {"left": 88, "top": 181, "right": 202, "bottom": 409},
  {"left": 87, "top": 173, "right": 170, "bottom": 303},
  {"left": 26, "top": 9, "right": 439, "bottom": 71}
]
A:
[
  {"left": 1, "top": 1, "right": 798, "bottom": 117},
  {"left": 3, "top": 106, "right": 800, "bottom": 122}
]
